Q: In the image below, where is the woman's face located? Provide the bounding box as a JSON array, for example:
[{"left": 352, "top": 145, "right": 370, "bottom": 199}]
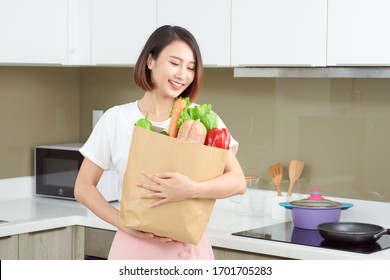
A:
[{"left": 148, "top": 40, "right": 196, "bottom": 99}]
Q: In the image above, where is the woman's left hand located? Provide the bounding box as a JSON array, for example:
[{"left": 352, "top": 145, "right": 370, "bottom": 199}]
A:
[{"left": 136, "top": 171, "right": 196, "bottom": 207}]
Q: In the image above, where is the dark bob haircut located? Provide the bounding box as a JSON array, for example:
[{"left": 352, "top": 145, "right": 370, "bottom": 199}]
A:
[{"left": 134, "top": 25, "right": 203, "bottom": 102}]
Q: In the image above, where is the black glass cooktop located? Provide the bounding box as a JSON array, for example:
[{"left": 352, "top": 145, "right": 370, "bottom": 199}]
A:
[{"left": 232, "top": 222, "right": 390, "bottom": 254}]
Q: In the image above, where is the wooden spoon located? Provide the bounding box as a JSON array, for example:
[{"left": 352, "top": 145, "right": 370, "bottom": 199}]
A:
[
  {"left": 287, "top": 160, "right": 304, "bottom": 197},
  {"left": 268, "top": 163, "right": 283, "bottom": 196}
]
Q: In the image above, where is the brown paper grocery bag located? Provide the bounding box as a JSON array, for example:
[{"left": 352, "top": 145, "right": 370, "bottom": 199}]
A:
[{"left": 119, "top": 125, "right": 228, "bottom": 245}]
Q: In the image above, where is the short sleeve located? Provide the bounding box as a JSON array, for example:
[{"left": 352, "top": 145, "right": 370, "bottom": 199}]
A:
[{"left": 79, "top": 109, "right": 114, "bottom": 170}]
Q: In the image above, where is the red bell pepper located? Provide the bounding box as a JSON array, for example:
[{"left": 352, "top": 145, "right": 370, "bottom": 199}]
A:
[{"left": 205, "top": 128, "right": 231, "bottom": 149}]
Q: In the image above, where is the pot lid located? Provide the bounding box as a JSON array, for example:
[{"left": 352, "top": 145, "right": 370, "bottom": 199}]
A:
[{"left": 290, "top": 190, "right": 342, "bottom": 208}]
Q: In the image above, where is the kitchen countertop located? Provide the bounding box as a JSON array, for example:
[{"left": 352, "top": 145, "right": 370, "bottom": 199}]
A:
[
  {"left": 208, "top": 206, "right": 390, "bottom": 260},
  {"left": 1, "top": 185, "right": 390, "bottom": 260}
]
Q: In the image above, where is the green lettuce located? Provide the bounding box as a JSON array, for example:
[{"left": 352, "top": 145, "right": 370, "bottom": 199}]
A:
[{"left": 177, "top": 103, "right": 218, "bottom": 131}]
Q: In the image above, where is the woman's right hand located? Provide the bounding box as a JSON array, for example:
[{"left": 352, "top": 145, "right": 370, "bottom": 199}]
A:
[
  {"left": 75, "top": 158, "right": 179, "bottom": 244},
  {"left": 119, "top": 226, "right": 177, "bottom": 243}
]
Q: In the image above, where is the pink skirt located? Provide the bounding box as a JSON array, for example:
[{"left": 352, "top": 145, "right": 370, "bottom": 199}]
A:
[{"left": 108, "top": 229, "right": 214, "bottom": 260}]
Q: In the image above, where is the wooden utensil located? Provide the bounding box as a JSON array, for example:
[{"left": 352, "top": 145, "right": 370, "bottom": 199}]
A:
[
  {"left": 268, "top": 163, "right": 283, "bottom": 196},
  {"left": 287, "top": 160, "right": 304, "bottom": 197}
]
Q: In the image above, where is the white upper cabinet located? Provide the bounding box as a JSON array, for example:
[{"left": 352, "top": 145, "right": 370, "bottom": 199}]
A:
[
  {"left": 327, "top": 0, "right": 390, "bottom": 66},
  {"left": 231, "top": 0, "right": 327, "bottom": 67},
  {"left": 2, "top": 0, "right": 388, "bottom": 67},
  {"left": 90, "top": 0, "right": 156, "bottom": 65},
  {"left": 67, "top": 0, "right": 91, "bottom": 65},
  {"left": 0, "top": 0, "right": 68, "bottom": 65},
  {"left": 157, "top": 0, "right": 231, "bottom": 67}
]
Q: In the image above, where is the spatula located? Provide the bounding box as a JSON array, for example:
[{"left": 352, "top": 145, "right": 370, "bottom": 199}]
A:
[
  {"left": 268, "top": 163, "right": 283, "bottom": 196},
  {"left": 287, "top": 160, "right": 304, "bottom": 197}
]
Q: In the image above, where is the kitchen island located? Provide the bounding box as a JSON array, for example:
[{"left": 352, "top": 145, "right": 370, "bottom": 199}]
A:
[{"left": 1, "top": 184, "right": 390, "bottom": 260}]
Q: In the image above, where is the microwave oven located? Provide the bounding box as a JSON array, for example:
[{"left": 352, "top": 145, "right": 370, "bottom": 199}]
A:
[{"left": 34, "top": 143, "right": 120, "bottom": 202}]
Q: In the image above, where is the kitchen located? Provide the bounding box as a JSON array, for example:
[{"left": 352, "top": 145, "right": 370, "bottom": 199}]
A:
[{"left": 1, "top": 0, "right": 390, "bottom": 263}]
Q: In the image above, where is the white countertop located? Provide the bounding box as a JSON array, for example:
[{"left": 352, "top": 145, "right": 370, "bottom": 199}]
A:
[
  {"left": 208, "top": 203, "right": 390, "bottom": 260},
  {"left": 1, "top": 179, "right": 390, "bottom": 260}
]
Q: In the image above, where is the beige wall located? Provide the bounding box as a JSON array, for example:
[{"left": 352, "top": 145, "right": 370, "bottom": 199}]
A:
[
  {"left": 1, "top": 66, "right": 390, "bottom": 202},
  {"left": 0, "top": 67, "right": 80, "bottom": 178},
  {"left": 79, "top": 68, "right": 390, "bottom": 202},
  {"left": 79, "top": 67, "right": 143, "bottom": 141}
]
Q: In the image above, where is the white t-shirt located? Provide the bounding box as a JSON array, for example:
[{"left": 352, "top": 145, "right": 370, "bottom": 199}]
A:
[{"left": 80, "top": 101, "right": 238, "bottom": 191}]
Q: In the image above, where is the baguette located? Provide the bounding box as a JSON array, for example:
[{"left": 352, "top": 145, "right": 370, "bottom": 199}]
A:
[{"left": 177, "top": 119, "right": 207, "bottom": 145}]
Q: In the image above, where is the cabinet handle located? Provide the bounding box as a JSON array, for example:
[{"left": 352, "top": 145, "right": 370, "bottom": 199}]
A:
[
  {"left": 203, "top": 64, "right": 219, "bottom": 67},
  {"left": 335, "top": 63, "right": 390, "bottom": 66},
  {"left": 28, "top": 227, "right": 67, "bottom": 235}
]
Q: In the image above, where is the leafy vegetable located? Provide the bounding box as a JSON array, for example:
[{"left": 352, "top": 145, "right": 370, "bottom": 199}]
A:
[
  {"left": 177, "top": 104, "right": 218, "bottom": 131},
  {"left": 135, "top": 113, "right": 152, "bottom": 131}
]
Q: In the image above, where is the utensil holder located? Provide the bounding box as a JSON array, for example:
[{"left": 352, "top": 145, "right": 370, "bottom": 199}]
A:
[
  {"left": 272, "top": 195, "right": 292, "bottom": 220},
  {"left": 249, "top": 189, "right": 266, "bottom": 217},
  {"left": 230, "top": 193, "right": 251, "bottom": 216}
]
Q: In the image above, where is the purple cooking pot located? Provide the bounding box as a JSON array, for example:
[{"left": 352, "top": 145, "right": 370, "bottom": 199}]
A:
[{"left": 279, "top": 190, "right": 353, "bottom": 230}]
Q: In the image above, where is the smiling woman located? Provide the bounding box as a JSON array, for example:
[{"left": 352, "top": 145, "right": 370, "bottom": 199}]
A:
[
  {"left": 145, "top": 40, "right": 196, "bottom": 105},
  {"left": 134, "top": 25, "right": 203, "bottom": 104},
  {"left": 74, "top": 25, "right": 246, "bottom": 260}
]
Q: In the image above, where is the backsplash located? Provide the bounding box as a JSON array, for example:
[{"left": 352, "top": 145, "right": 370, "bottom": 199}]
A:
[
  {"left": 79, "top": 68, "right": 390, "bottom": 202},
  {"left": 1, "top": 67, "right": 389, "bottom": 202},
  {"left": 0, "top": 67, "right": 80, "bottom": 178}
]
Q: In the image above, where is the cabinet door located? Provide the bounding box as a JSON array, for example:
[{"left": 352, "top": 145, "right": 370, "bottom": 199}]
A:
[
  {"left": 67, "top": 0, "right": 91, "bottom": 65},
  {"left": 157, "top": 0, "right": 231, "bottom": 67},
  {"left": 0, "top": 0, "right": 68, "bottom": 65},
  {"left": 84, "top": 227, "right": 115, "bottom": 259},
  {"left": 91, "top": 0, "right": 156, "bottom": 65},
  {"left": 0, "top": 235, "right": 19, "bottom": 260},
  {"left": 18, "top": 227, "right": 73, "bottom": 260},
  {"left": 327, "top": 0, "right": 390, "bottom": 66},
  {"left": 231, "top": 0, "right": 327, "bottom": 67}
]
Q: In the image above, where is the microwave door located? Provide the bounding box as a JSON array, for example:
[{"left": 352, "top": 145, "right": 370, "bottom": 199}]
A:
[
  {"left": 35, "top": 148, "right": 83, "bottom": 199},
  {"left": 43, "top": 158, "right": 79, "bottom": 196}
]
